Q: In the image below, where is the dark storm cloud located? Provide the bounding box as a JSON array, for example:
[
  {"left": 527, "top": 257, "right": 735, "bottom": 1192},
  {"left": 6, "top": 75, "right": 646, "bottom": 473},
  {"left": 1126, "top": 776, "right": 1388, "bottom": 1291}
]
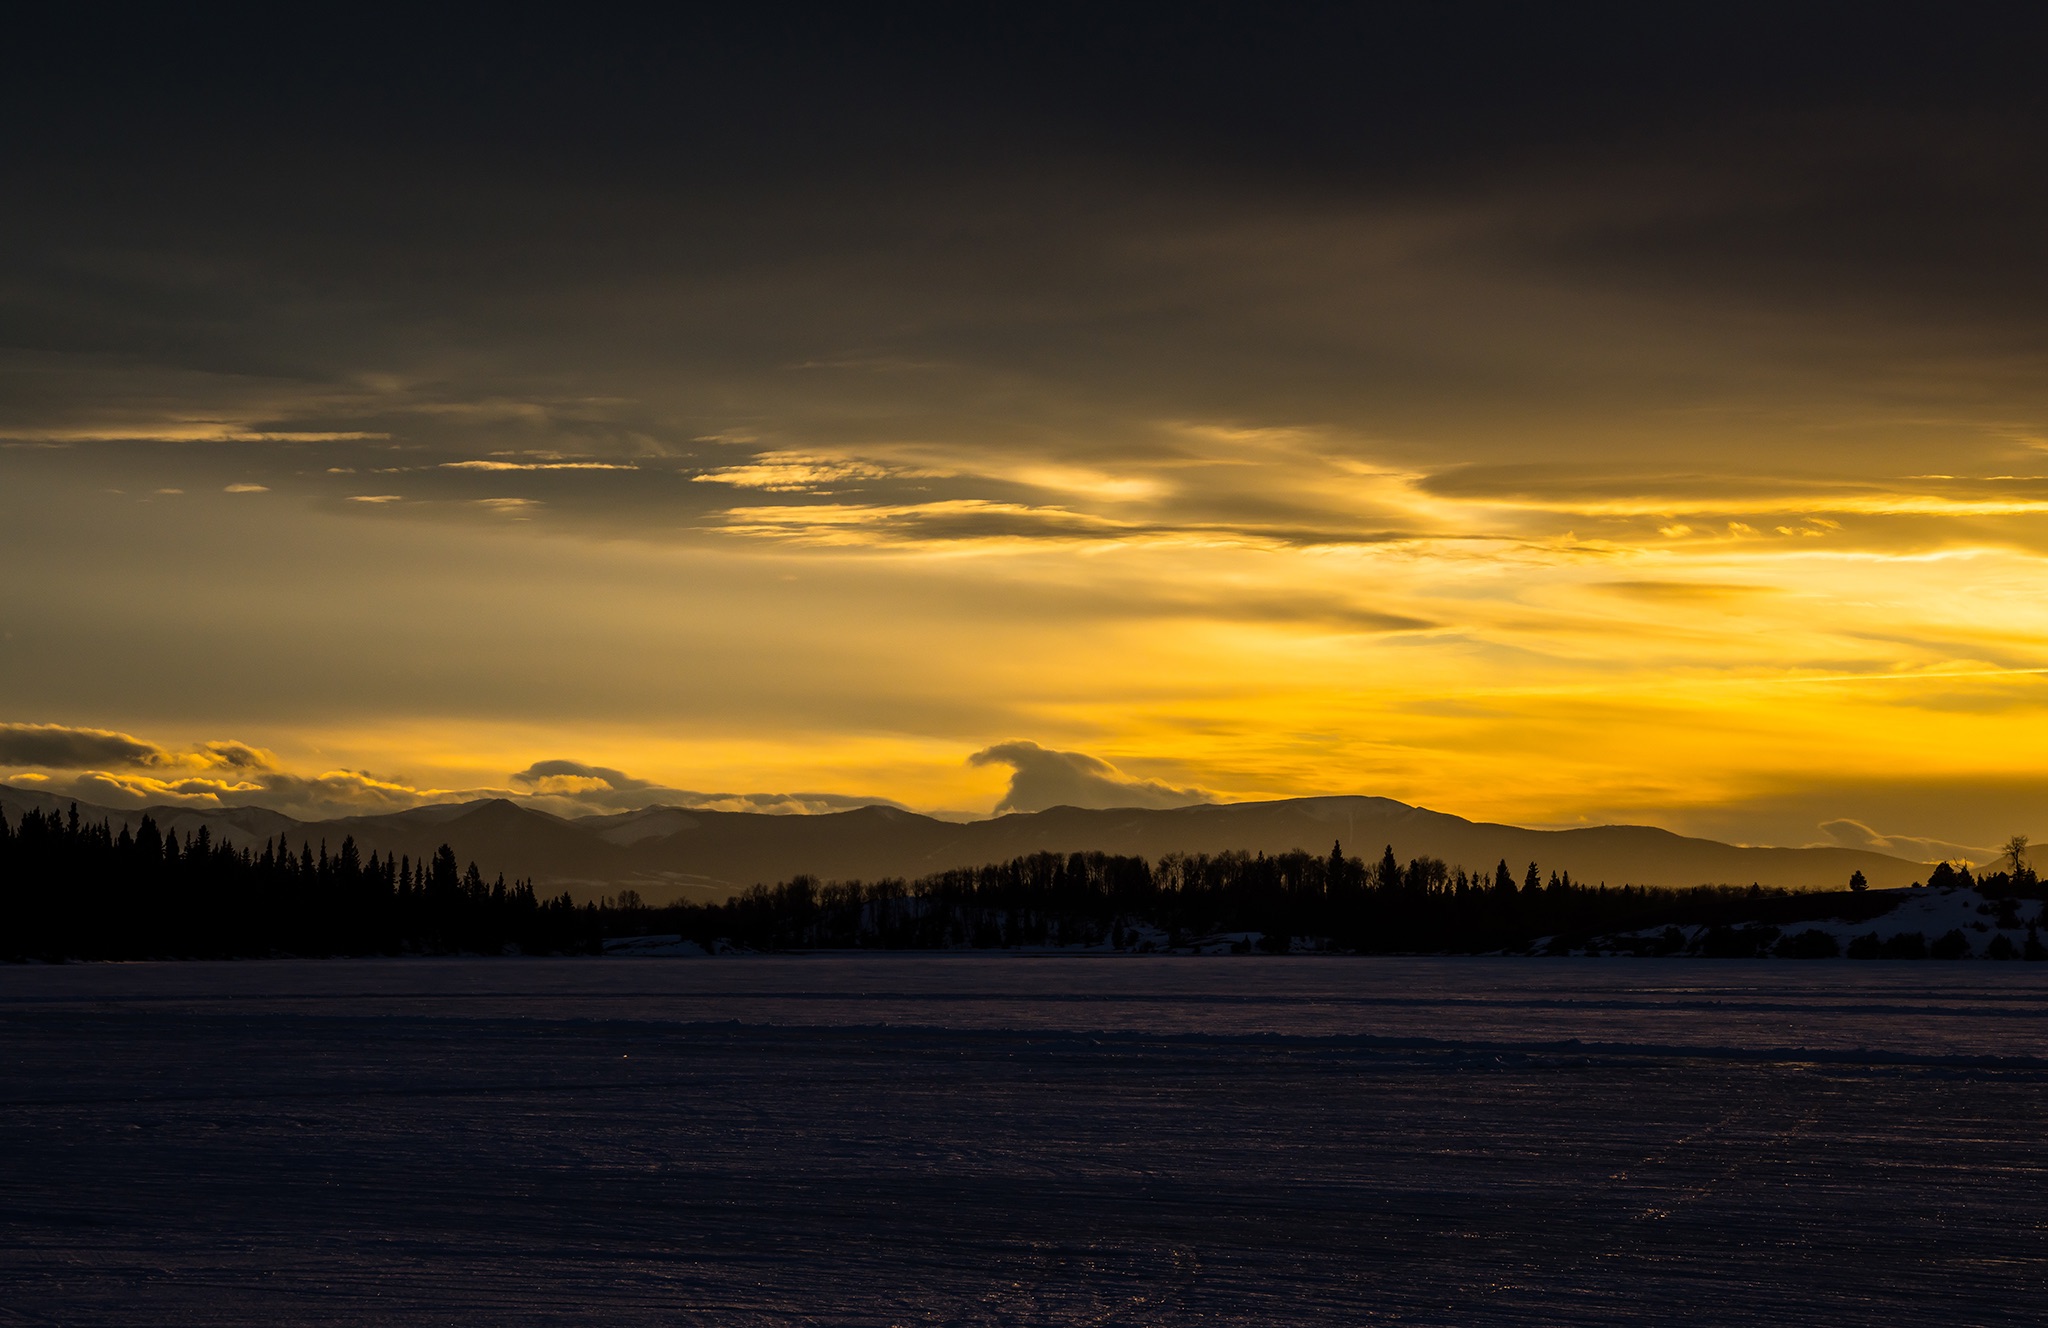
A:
[
  {"left": 0, "top": 722, "right": 279, "bottom": 775},
  {"left": 6, "top": 4, "right": 2046, "bottom": 510},
  {"left": 21, "top": 6, "right": 2048, "bottom": 177},
  {"left": 0, "top": 722, "right": 170, "bottom": 770}
]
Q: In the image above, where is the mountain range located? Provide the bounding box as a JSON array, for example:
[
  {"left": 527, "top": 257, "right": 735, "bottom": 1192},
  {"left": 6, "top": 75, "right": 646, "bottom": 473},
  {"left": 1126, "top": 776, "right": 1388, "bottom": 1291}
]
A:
[{"left": 0, "top": 784, "right": 1930, "bottom": 901}]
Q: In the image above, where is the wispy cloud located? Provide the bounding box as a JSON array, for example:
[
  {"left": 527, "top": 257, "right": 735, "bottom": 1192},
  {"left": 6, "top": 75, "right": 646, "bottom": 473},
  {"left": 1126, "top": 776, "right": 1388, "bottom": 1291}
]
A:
[
  {"left": 509, "top": 758, "right": 913, "bottom": 816},
  {"left": 691, "top": 452, "right": 934, "bottom": 493},
  {"left": 0, "top": 429, "right": 391, "bottom": 443},
  {"left": 440, "top": 460, "right": 637, "bottom": 471},
  {"left": 715, "top": 499, "right": 1135, "bottom": 545}
]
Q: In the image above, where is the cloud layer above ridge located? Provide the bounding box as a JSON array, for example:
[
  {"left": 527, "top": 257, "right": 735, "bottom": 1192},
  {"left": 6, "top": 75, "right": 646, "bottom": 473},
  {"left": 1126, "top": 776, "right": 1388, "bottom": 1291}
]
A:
[
  {"left": 0, "top": 722, "right": 927, "bottom": 822},
  {"left": 3, "top": 10, "right": 2048, "bottom": 850}
]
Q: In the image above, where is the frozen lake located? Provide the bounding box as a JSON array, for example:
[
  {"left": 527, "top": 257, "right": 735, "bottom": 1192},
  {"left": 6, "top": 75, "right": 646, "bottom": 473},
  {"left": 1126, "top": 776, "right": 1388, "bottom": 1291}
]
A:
[{"left": 4, "top": 956, "right": 2046, "bottom": 1324}]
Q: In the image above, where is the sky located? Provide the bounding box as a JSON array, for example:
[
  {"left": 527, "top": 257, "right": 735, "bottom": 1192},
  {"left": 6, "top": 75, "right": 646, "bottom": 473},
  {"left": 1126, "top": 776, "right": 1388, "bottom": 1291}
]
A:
[{"left": 3, "top": 5, "right": 2047, "bottom": 858}]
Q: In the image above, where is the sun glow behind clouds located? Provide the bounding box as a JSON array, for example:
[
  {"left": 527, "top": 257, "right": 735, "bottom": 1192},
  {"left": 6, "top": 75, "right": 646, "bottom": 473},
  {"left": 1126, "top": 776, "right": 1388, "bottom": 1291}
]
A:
[
  {"left": 10, "top": 423, "right": 2048, "bottom": 842},
  {"left": 8, "top": 7, "right": 2048, "bottom": 850},
  {"left": 665, "top": 440, "right": 2048, "bottom": 835}
]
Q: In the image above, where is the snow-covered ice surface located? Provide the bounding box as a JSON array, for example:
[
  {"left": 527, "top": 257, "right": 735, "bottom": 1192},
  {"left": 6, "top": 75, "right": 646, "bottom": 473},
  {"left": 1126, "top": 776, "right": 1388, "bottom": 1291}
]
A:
[
  {"left": 3, "top": 956, "right": 2046, "bottom": 1325},
  {"left": 1588, "top": 885, "right": 2046, "bottom": 956}
]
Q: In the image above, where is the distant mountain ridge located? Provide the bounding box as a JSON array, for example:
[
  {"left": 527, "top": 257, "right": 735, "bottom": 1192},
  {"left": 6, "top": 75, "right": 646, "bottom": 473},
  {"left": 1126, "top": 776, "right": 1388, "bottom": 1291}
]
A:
[{"left": 0, "top": 785, "right": 1931, "bottom": 901}]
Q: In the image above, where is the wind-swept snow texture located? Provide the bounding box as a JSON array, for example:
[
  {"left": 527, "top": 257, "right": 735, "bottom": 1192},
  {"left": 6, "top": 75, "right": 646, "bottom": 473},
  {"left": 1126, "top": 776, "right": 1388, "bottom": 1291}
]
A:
[{"left": 3, "top": 957, "right": 2045, "bottom": 1325}]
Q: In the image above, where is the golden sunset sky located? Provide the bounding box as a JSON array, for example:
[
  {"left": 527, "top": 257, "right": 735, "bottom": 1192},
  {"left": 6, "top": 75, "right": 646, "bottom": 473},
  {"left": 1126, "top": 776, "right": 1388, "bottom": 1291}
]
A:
[{"left": 3, "top": 8, "right": 2046, "bottom": 858}]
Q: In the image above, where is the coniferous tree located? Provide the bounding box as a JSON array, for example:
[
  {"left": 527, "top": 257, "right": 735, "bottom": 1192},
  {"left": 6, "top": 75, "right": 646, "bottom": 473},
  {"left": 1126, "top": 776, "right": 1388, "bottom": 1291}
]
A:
[{"left": 1, "top": 803, "right": 2027, "bottom": 961}]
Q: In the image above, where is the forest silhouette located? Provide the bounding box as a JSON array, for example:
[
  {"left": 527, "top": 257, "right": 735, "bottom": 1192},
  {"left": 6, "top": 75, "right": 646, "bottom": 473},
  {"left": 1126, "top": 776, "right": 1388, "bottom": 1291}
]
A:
[{"left": 6, "top": 803, "right": 2042, "bottom": 961}]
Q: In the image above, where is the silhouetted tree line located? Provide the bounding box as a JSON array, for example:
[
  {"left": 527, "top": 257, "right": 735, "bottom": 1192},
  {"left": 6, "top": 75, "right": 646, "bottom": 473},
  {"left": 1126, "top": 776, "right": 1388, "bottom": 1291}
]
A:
[
  {"left": 0, "top": 804, "right": 596, "bottom": 959},
  {"left": 8, "top": 804, "right": 2045, "bottom": 960},
  {"left": 631, "top": 841, "right": 2046, "bottom": 956}
]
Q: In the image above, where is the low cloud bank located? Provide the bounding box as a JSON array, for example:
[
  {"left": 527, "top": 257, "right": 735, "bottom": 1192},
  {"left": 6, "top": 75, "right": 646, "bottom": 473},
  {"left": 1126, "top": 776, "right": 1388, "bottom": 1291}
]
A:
[
  {"left": 0, "top": 722, "right": 271, "bottom": 774},
  {"left": 509, "top": 759, "right": 913, "bottom": 817},
  {"left": 1818, "top": 818, "right": 1995, "bottom": 868},
  {"left": 3, "top": 721, "right": 1205, "bottom": 825},
  {"left": 0, "top": 723, "right": 923, "bottom": 821},
  {"left": 0, "top": 720, "right": 505, "bottom": 819},
  {"left": 0, "top": 728, "right": 924, "bottom": 822},
  {"left": 969, "top": 740, "right": 1209, "bottom": 815}
]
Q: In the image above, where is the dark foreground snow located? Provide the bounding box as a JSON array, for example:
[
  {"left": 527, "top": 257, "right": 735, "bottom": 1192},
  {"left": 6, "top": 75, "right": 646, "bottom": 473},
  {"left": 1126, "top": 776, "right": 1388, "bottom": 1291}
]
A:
[{"left": 3, "top": 957, "right": 2045, "bottom": 1325}]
